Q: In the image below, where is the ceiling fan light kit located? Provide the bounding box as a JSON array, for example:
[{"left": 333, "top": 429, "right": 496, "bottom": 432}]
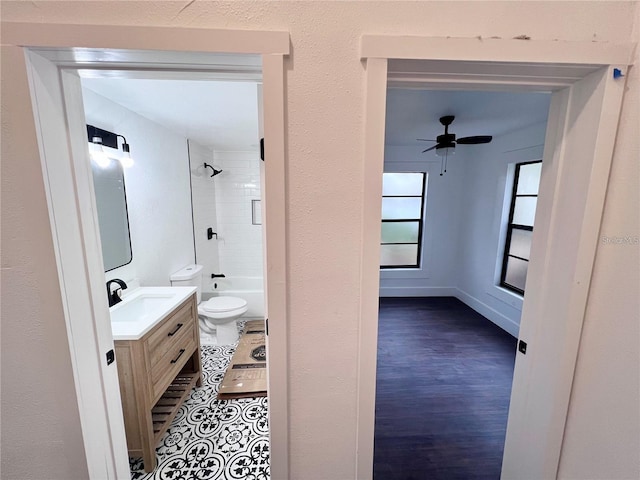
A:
[
  {"left": 417, "top": 115, "right": 493, "bottom": 175},
  {"left": 435, "top": 143, "right": 455, "bottom": 157}
]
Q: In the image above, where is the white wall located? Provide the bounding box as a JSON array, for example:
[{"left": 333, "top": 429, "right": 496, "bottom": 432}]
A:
[
  {"left": 82, "top": 87, "right": 195, "bottom": 287},
  {"left": 456, "top": 121, "right": 549, "bottom": 336},
  {"left": 2, "top": 2, "right": 638, "bottom": 479},
  {"left": 379, "top": 145, "right": 464, "bottom": 296},
  {"left": 188, "top": 140, "right": 221, "bottom": 290},
  {"left": 213, "top": 151, "right": 264, "bottom": 280}
]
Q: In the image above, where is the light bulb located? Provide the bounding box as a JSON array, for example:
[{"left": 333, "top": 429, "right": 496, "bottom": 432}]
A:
[
  {"left": 119, "top": 142, "right": 134, "bottom": 168},
  {"left": 435, "top": 145, "right": 455, "bottom": 157},
  {"left": 89, "top": 142, "right": 110, "bottom": 168},
  {"left": 119, "top": 152, "right": 134, "bottom": 168}
]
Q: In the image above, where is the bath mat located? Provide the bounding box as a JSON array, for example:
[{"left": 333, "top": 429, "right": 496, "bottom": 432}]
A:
[{"left": 218, "top": 319, "right": 267, "bottom": 399}]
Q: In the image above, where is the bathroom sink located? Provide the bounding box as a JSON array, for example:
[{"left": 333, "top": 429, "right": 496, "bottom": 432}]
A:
[
  {"left": 110, "top": 294, "right": 174, "bottom": 323},
  {"left": 109, "top": 286, "right": 197, "bottom": 340}
]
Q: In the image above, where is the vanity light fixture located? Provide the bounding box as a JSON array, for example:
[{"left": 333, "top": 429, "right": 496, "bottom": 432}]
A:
[{"left": 87, "top": 125, "right": 134, "bottom": 168}]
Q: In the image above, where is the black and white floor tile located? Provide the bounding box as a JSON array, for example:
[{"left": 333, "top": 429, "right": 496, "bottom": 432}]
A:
[{"left": 130, "top": 321, "right": 269, "bottom": 480}]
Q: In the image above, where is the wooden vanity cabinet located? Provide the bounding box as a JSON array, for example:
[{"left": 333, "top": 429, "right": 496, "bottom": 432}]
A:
[{"left": 114, "top": 293, "right": 202, "bottom": 472}]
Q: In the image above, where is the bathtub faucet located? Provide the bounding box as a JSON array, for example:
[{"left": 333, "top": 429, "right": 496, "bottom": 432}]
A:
[{"left": 211, "top": 273, "right": 226, "bottom": 279}]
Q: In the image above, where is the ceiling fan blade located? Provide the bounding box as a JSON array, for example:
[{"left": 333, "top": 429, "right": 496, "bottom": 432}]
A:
[
  {"left": 422, "top": 145, "right": 438, "bottom": 153},
  {"left": 417, "top": 138, "right": 437, "bottom": 142},
  {"left": 456, "top": 135, "right": 493, "bottom": 145}
]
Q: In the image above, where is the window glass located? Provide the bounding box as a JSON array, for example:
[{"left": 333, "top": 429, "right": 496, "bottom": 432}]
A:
[
  {"left": 500, "top": 160, "right": 542, "bottom": 295},
  {"left": 504, "top": 257, "right": 528, "bottom": 292},
  {"left": 513, "top": 197, "right": 537, "bottom": 226},
  {"left": 382, "top": 172, "right": 424, "bottom": 196},
  {"left": 380, "top": 172, "right": 426, "bottom": 269},
  {"left": 508, "top": 228, "right": 532, "bottom": 260},
  {"left": 516, "top": 162, "right": 542, "bottom": 195},
  {"left": 381, "top": 221, "right": 420, "bottom": 244},
  {"left": 380, "top": 244, "right": 419, "bottom": 267},
  {"left": 382, "top": 197, "right": 422, "bottom": 220}
]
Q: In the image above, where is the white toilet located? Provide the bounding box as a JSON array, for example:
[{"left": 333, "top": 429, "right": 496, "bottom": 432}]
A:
[{"left": 170, "top": 264, "right": 247, "bottom": 345}]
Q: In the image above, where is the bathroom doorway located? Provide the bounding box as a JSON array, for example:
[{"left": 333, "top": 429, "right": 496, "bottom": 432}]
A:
[
  {"left": 79, "top": 73, "right": 269, "bottom": 476},
  {"left": 20, "top": 32, "right": 289, "bottom": 479}
]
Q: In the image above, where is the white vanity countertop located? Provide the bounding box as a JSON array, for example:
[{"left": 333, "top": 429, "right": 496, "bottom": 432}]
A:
[{"left": 110, "top": 286, "right": 197, "bottom": 340}]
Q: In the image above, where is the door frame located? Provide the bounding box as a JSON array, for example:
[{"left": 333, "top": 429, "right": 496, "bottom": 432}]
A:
[
  {"left": 3, "top": 22, "right": 290, "bottom": 479},
  {"left": 357, "top": 36, "right": 634, "bottom": 479}
]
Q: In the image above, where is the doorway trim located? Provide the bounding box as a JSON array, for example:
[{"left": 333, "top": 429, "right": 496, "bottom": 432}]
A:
[
  {"left": 4, "top": 22, "right": 289, "bottom": 479},
  {"left": 357, "top": 35, "right": 634, "bottom": 479}
]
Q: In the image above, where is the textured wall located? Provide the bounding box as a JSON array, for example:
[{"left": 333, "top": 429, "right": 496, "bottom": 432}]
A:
[
  {"left": 557, "top": 9, "right": 640, "bottom": 479},
  {"left": 1, "top": 46, "right": 89, "bottom": 480},
  {"left": 1, "top": 2, "right": 638, "bottom": 479}
]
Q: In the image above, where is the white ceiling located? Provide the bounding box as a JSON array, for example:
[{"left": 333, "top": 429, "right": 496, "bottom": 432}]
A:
[
  {"left": 385, "top": 89, "right": 551, "bottom": 146},
  {"left": 81, "top": 78, "right": 260, "bottom": 151}
]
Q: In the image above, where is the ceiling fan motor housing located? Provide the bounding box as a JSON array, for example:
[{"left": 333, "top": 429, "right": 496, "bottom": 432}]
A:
[{"left": 437, "top": 133, "right": 456, "bottom": 144}]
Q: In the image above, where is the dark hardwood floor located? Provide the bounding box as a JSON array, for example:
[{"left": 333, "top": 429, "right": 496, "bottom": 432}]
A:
[{"left": 373, "top": 297, "right": 517, "bottom": 480}]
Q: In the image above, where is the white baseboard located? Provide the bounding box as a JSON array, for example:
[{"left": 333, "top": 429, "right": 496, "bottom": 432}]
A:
[
  {"left": 455, "top": 288, "right": 520, "bottom": 337},
  {"left": 379, "top": 286, "right": 458, "bottom": 297}
]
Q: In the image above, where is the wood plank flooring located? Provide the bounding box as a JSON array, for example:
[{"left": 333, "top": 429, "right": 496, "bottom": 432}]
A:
[{"left": 373, "top": 297, "right": 517, "bottom": 480}]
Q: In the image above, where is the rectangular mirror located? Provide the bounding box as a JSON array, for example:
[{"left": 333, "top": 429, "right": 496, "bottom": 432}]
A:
[{"left": 91, "top": 157, "right": 133, "bottom": 271}]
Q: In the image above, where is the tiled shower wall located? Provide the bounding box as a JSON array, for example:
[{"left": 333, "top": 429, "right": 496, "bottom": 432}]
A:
[
  {"left": 189, "top": 147, "right": 263, "bottom": 295},
  {"left": 213, "top": 151, "right": 263, "bottom": 279},
  {"left": 188, "top": 140, "right": 221, "bottom": 288}
]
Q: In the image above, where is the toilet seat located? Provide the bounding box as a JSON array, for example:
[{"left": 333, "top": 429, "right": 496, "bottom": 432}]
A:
[{"left": 201, "top": 296, "right": 247, "bottom": 313}]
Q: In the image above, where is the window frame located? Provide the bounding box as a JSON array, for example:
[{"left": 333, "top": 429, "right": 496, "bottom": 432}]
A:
[
  {"left": 380, "top": 172, "right": 426, "bottom": 269},
  {"left": 500, "top": 160, "right": 542, "bottom": 295}
]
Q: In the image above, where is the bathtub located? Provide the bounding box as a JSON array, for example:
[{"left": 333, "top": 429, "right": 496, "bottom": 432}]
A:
[{"left": 203, "top": 276, "right": 265, "bottom": 318}]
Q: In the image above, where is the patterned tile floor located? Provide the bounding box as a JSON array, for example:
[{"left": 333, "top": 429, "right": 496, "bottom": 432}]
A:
[{"left": 130, "top": 322, "right": 270, "bottom": 480}]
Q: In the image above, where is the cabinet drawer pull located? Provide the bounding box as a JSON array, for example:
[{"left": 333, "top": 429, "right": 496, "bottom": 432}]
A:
[
  {"left": 170, "top": 349, "right": 186, "bottom": 364},
  {"left": 167, "top": 323, "right": 183, "bottom": 337}
]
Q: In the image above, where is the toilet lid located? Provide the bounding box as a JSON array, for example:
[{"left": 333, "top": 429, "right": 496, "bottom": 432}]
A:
[{"left": 201, "top": 296, "right": 247, "bottom": 313}]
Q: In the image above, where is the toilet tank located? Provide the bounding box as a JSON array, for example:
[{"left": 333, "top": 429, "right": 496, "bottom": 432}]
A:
[{"left": 170, "top": 264, "right": 203, "bottom": 303}]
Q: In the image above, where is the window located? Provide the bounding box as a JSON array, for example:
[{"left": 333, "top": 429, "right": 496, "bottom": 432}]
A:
[
  {"left": 380, "top": 172, "right": 426, "bottom": 268},
  {"left": 501, "top": 161, "right": 542, "bottom": 295}
]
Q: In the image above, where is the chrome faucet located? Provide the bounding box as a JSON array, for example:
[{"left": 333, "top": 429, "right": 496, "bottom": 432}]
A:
[{"left": 106, "top": 279, "right": 128, "bottom": 307}]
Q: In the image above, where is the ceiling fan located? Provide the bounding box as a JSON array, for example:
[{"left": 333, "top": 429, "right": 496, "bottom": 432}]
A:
[{"left": 418, "top": 115, "right": 492, "bottom": 175}]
